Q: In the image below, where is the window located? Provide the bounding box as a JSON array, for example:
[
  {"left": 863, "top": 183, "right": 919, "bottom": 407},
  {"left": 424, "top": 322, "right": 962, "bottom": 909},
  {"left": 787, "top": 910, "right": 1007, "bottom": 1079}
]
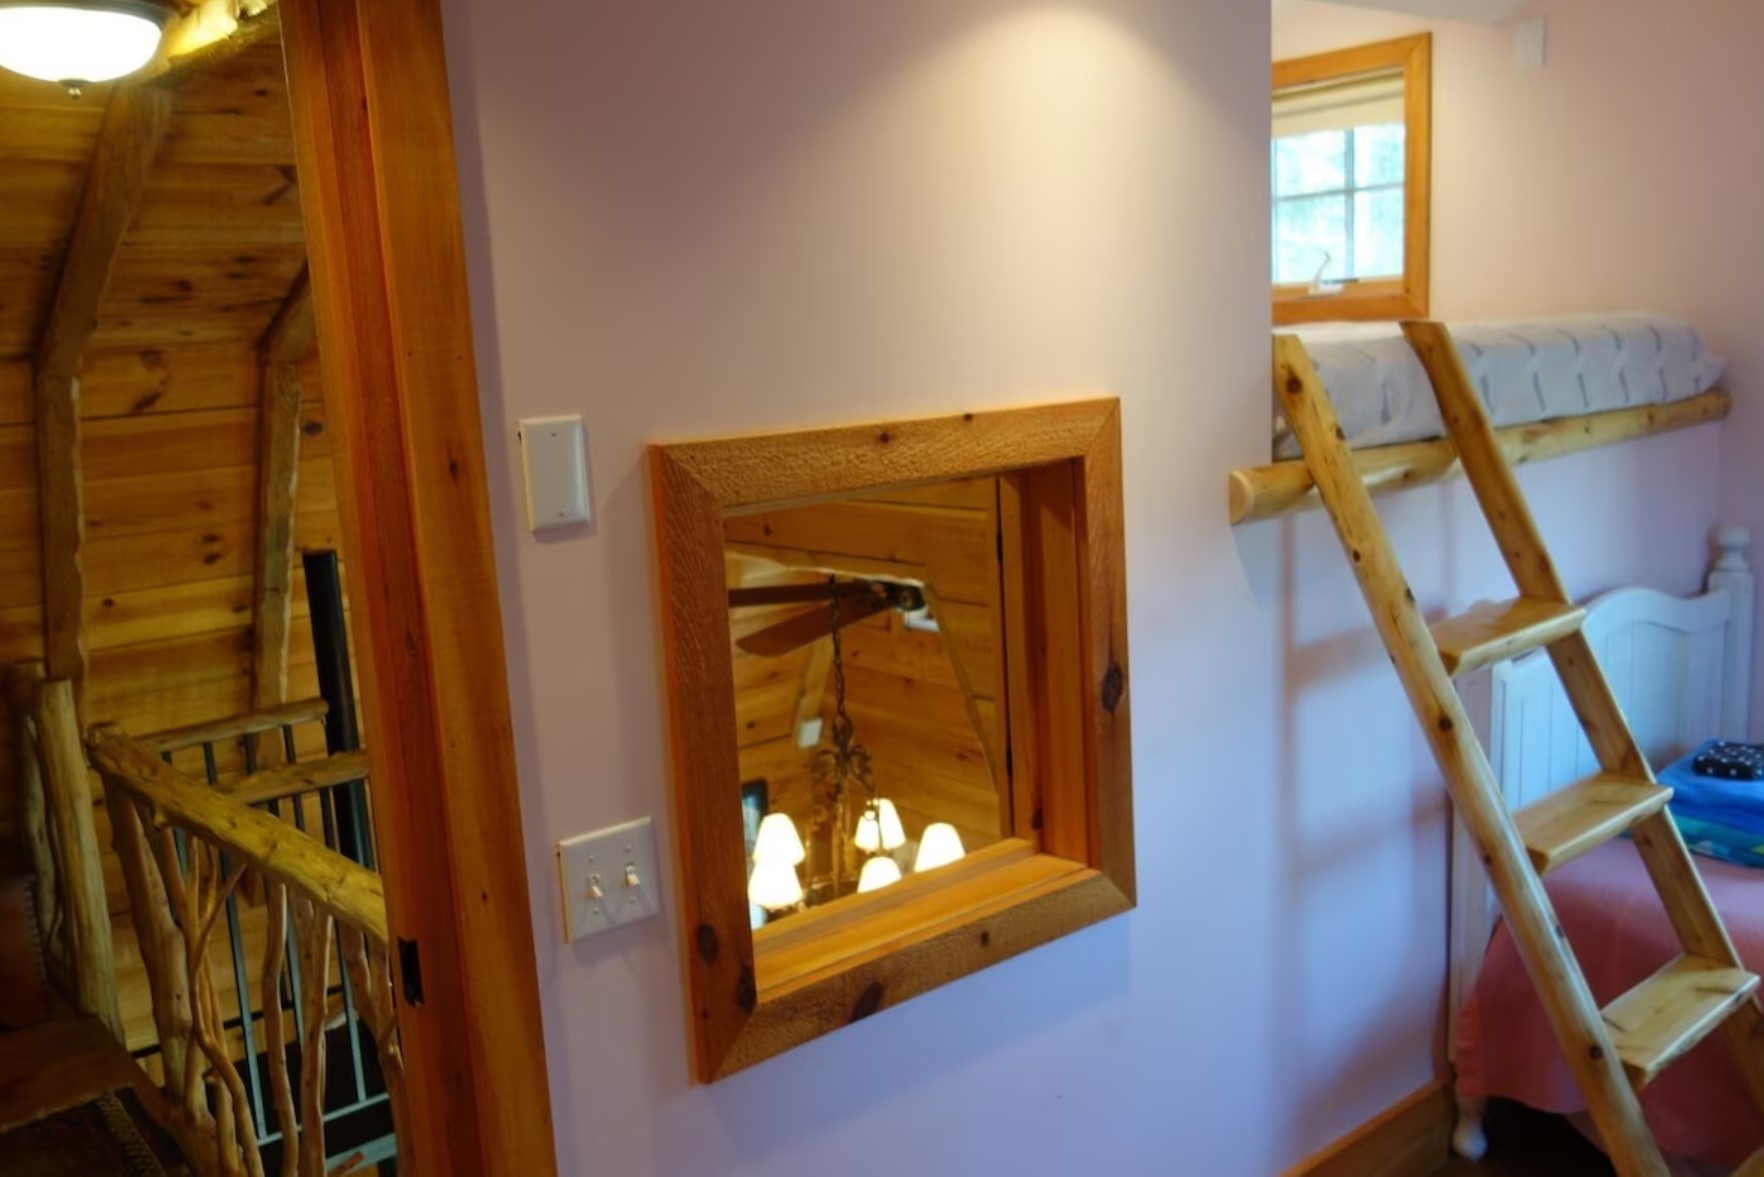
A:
[{"left": 1273, "top": 35, "right": 1431, "bottom": 325}]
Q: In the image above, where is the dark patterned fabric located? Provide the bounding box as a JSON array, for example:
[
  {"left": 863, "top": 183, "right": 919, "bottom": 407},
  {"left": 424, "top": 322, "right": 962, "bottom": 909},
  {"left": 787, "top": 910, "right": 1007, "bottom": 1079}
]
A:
[
  {"left": 0, "top": 1094, "right": 170, "bottom": 1176},
  {"left": 1691, "top": 741, "right": 1764, "bottom": 782}
]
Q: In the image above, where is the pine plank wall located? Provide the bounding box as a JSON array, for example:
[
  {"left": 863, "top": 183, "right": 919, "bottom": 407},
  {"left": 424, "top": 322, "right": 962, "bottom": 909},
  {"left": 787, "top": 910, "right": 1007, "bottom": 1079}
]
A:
[{"left": 0, "top": 39, "right": 354, "bottom": 1058}]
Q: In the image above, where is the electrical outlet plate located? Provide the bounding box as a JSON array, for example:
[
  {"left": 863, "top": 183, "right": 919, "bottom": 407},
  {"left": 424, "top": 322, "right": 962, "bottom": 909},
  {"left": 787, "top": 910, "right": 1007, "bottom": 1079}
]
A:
[
  {"left": 1514, "top": 18, "right": 1547, "bottom": 71},
  {"left": 558, "top": 816, "right": 661, "bottom": 942}
]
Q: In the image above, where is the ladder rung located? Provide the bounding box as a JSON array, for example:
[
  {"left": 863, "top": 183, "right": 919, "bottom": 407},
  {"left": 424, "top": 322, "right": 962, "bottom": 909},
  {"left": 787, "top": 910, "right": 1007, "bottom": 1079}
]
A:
[
  {"left": 1513, "top": 774, "right": 1674, "bottom": 875},
  {"left": 1431, "top": 596, "right": 1586, "bottom": 677},
  {"left": 1736, "top": 1145, "right": 1764, "bottom": 1177},
  {"left": 1603, "top": 955, "right": 1760, "bottom": 1091}
]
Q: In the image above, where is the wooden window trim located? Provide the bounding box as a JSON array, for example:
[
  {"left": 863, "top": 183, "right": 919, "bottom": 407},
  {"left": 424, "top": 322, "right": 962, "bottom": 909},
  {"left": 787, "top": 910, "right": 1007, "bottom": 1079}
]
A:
[
  {"left": 651, "top": 399, "right": 1135, "bottom": 1081},
  {"left": 1273, "top": 34, "right": 1432, "bottom": 326},
  {"left": 281, "top": 1, "right": 558, "bottom": 1173}
]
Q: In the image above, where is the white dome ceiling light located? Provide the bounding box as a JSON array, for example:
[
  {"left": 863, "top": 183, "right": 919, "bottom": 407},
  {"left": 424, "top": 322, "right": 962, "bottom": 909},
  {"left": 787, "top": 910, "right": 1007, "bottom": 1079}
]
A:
[{"left": 0, "top": 2, "right": 171, "bottom": 94}]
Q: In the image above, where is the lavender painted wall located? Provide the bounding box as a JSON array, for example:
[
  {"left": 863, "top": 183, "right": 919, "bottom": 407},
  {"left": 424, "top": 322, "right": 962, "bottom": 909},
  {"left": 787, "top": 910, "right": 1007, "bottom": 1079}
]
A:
[
  {"left": 433, "top": 2, "right": 1726, "bottom": 1173},
  {"left": 1278, "top": 0, "right": 1760, "bottom": 725}
]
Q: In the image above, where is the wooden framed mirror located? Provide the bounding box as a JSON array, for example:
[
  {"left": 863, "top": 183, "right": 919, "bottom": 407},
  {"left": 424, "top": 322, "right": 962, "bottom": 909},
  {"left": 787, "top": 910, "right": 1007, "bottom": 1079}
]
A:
[{"left": 650, "top": 399, "right": 1134, "bottom": 1080}]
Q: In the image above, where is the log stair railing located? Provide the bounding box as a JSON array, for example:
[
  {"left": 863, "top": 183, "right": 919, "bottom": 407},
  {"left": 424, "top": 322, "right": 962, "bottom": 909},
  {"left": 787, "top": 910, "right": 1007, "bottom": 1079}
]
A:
[
  {"left": 1276, "top": 323, "right": 1764, "bottom": 1177},
  {"left": 85, "top": 723, "right": 404, "bottom": 1177}
]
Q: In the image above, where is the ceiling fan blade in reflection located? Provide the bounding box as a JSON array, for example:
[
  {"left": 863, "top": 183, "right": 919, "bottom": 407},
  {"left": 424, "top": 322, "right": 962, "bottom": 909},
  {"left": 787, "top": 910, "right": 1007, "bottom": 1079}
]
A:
[{"left": 735, "top": 595, "right": 891, "bottom": 657}]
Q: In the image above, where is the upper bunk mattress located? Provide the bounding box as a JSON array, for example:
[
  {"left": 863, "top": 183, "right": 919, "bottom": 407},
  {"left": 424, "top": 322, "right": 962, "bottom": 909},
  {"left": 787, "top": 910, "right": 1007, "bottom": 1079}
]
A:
[{"left": 1272, "top": 313, "right": 1726, "bottom": 460}]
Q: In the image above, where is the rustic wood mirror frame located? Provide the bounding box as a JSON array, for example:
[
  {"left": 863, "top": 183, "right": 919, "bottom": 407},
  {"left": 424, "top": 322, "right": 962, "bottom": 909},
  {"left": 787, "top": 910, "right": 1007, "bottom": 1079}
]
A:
[
  {"left": 650, "top": 398, "right": 1135, "bottom": 1081},
  {"left": 1272, "top": 33, "right": 1433, "bottom": 326},
  {"left": 279, "top": 0, "right": 557, "bottom": 1172}
]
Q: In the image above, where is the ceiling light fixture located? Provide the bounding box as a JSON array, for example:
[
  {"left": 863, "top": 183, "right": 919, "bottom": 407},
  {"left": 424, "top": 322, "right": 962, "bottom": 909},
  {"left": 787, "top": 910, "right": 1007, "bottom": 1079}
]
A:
[{"left": 0, "top": 1, "right": 170, "bottom": 94}]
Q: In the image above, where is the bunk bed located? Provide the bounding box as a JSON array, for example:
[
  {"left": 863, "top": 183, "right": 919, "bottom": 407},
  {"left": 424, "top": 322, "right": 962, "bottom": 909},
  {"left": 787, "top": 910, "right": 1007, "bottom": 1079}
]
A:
[
  {"left": 1453, "top": 535, "right": 1763, "bottom": 1174},
  {"left": 1230, "top": 313, "right": 1730, "bottom": 524},
  {"left": 1248, "top": 314, "right": 1756, "bottom": 1173}
]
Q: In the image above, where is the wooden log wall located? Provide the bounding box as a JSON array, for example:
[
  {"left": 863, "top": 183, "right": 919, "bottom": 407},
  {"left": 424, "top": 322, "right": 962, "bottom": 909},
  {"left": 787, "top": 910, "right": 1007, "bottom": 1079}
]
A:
[
  {"left": 723, "top": 477, "right": 1010, "bottom": 855},
  {"left": 0, "top": 21, "right": 369, "bottom": 1106},
  {"left": 0, "top": 344, "right": 346, "bottom": 1053}
]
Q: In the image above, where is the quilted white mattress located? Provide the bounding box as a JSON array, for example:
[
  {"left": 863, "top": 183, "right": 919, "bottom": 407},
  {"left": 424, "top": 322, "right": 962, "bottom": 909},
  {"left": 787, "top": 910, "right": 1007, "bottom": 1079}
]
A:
[{"left": 1272, "top": 314, "right": 1725, "bottom": 460}]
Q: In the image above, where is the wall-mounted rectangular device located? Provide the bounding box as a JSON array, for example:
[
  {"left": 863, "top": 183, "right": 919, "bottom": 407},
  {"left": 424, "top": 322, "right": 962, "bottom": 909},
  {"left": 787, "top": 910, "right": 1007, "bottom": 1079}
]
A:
[{"left": 518, "top": 414, "right": 591, "bottom": 531}]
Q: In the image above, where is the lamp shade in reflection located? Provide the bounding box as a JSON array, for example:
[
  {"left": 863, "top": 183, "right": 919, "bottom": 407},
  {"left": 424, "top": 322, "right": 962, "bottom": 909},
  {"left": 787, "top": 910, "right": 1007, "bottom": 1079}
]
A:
[
  {"left": 747, "top": 858, "right": 803, "bottom": 911},
  {"left": 913, "top": 822, "right": 966, "bottom": 873},
  {"left": 853, "top": 798, "right": 906, "bottom": 853},
  {"left": 856, "top": 855, "right": 902, "bottom": 894},
  {"left": 752, "top": 812, "right": 806, "bottom": 866}
]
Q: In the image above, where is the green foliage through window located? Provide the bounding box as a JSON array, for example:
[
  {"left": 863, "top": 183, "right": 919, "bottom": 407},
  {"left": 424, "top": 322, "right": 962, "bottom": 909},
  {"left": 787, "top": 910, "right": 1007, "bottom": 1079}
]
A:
[{"left": 1272, "top": 124, "right": 1405, "bottom": 287}]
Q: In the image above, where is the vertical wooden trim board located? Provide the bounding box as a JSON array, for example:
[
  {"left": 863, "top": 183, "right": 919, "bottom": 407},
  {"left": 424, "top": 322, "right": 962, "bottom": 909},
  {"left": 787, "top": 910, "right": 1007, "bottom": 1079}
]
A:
[{"left": 280, "top": 2, "right": 558, "bottom": 1174}]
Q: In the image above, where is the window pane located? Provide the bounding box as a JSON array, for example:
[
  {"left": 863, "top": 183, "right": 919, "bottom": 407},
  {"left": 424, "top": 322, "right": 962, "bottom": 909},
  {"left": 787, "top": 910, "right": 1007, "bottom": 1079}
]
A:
[
  {"left": 1354, "top": 123, "right": 1406, "bottom": 187},
  {"left": 1274, "top": 195, "right": 1347, "bottom": 285},
  {"left": 1274, "top": 131, "right": 1347, "bottom": 198},
  {"left": 1353, "top": 187, "right": 1405, "bottom": 280}
]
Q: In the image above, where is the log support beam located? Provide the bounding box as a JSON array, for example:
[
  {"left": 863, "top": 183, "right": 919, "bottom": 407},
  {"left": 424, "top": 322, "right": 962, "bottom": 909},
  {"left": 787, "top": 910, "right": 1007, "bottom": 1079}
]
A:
[
  {"left": 252, "top": 268, "right": 316, "bottom": 711},
  {"left": 33, "top": 85, "right": 173, "bottom": 714}
]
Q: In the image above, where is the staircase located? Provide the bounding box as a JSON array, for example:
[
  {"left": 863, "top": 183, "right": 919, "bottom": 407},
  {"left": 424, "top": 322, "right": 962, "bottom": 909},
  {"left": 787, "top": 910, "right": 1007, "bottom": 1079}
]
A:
[{"left": 1276, "top": 323, "right": 1764, "bottom": 1177}]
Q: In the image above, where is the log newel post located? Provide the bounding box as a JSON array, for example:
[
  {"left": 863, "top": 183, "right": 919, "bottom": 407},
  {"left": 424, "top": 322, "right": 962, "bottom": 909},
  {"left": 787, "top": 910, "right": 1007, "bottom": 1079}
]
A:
[{"left": 35, "top": 678, "right": 122, "bottom": 1040}]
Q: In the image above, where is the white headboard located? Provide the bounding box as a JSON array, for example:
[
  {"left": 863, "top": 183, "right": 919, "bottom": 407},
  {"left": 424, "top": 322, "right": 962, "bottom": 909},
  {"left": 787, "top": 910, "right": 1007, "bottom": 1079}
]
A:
[{"left": 1448, "top": 527, "right": 1756, "bottom": 1055}]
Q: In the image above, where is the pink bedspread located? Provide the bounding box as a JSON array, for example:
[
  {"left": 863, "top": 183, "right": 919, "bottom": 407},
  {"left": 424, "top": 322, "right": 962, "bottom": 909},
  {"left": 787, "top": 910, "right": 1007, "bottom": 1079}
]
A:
[{"left": 1456, "top": 841, "right": 1764, "bottom": 1167}]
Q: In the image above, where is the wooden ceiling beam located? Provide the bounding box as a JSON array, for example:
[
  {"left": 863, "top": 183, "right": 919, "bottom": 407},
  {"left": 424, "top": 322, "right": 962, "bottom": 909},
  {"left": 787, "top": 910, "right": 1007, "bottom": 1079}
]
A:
[
  {"left": 34, "top": 84, "right": 173, "bottom": 712},
  {"left": 36, "top": 86, "right": 174, "bottom": 379}
]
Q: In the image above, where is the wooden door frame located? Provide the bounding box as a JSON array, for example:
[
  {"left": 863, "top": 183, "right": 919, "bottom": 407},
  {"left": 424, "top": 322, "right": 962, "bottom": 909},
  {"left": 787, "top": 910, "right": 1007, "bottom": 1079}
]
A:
[{"left": 280, "top": 1, "right": 558, "bottom": 1173}]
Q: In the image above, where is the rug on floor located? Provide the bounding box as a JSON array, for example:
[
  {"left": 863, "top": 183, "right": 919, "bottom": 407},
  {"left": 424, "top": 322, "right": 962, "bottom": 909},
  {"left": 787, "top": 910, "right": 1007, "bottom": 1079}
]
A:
[{"left": 0, "top": 1093, "right": 170, "bottom": 1176}]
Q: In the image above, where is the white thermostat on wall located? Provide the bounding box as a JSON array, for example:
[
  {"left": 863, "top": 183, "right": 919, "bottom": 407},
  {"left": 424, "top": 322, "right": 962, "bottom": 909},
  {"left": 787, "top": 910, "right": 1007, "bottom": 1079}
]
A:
[{"left": 518, "top": 414, "right": 591, "bottom": 532}]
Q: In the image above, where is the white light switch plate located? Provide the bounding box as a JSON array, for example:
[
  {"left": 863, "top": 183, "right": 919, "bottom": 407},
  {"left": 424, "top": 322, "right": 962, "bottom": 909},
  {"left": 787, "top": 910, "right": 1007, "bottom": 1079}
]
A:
[
  {"left": 518, "top": 415, "right": 591, "bottom": 532},
  {"left": 1514, "top": 18, "right": 1547, "bottom": 71},
  {"left": 558, "top": 817, "right": 661, "bottom": 942}
]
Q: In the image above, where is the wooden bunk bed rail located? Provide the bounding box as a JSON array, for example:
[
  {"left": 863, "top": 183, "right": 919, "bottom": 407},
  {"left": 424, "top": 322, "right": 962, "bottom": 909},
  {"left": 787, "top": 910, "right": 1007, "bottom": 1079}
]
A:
[{"left": 1228, "top": 388, "right": 1730, "bottom": 525}]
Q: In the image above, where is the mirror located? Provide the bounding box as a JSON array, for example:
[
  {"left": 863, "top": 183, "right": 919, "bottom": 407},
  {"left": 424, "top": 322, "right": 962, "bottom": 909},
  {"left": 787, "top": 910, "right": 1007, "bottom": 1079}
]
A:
[
  {"left": 1272, "top": 34, "right": 1431, "bottom": 324},
  {"left": 652, "top": 400, "right": 1133, "bottom": 1079},
  {"left": 724, "top": 479, "right": 1009, "bottom": 926}
]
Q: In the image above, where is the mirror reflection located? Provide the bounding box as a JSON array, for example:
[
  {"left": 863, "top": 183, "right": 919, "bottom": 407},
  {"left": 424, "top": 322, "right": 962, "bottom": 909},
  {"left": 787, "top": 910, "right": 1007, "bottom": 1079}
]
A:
[{"left": 724, "top": 478, "right": 1010, "bottom": 928}]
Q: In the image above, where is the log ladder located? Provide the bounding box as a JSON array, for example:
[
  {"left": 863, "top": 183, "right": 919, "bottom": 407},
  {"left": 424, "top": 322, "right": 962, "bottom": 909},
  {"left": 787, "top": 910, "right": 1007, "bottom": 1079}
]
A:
[{"left": 1276, "top": 323, "right": 1764, "bottom": 1177}]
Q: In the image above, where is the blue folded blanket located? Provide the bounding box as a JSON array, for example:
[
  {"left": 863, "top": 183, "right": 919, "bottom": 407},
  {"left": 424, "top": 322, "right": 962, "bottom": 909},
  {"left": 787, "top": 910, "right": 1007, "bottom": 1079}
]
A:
[
  {"left": 1660, "top": 741, "right": 1764, "bottom": 868},
  {"left": 1661, "top": 741, "right": 1764, "bottom": 824},
  {"left": 1671, "top": 813, "right": 1764, "bottom": 870}
]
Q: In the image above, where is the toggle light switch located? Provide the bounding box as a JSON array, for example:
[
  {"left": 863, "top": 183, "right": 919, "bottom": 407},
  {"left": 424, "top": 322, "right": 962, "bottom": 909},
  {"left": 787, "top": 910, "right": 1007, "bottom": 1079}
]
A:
[{"left": 558, "top": 817, "right": 660, "bottom": 942}]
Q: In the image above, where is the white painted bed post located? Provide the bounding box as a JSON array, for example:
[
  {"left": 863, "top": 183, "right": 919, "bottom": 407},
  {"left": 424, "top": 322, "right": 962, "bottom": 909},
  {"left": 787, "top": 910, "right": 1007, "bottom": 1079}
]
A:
[{"left": 1709, "top": 526, "right": 1754, "bottom": 740}]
